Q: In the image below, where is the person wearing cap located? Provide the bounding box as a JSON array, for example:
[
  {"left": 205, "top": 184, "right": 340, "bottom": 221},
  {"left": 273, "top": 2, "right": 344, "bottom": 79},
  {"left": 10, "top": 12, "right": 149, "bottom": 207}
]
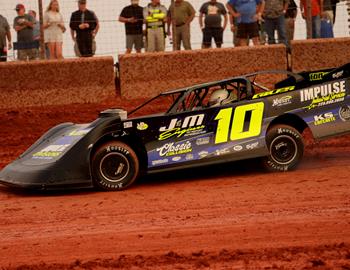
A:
[
  {"left": 119, "top": 0, "right": 144, "bottom": 54},
  {"left": 69, "top": 0, "right": 98, "bottom": 57},
  {"left": 167, "top": 0, "right": 195, "bottom": 50},
  {"left": 143, "top": 0, "right": 168, "bottom": 52},
  {"left": 0, "top": 14, "right": 12, "bottom": 62},
  {"left": 13, "top": 4, "right": 36, "bottom": 61}
]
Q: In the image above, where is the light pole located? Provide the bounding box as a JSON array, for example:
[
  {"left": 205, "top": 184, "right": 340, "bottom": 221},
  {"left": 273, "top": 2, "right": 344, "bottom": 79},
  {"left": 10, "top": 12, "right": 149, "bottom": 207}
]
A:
[
  {"left": 38, "top": 0, "right": 45, "bottom": 59},
  {"left": 170, "top": 0, "right": 177, "bottom": 51},
  {"left": 306, "top": 0, "right": 312, "bottom": 39}
]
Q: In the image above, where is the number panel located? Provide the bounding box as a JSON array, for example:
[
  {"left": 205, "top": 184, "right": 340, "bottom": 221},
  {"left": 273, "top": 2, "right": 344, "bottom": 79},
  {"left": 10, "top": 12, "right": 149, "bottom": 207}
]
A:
[{"left": 214, "top": 102, "right": 265, "bottom": 144}]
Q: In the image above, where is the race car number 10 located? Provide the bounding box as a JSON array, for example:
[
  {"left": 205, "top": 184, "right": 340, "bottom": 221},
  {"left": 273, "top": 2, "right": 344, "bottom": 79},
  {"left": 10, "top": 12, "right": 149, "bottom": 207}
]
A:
[{"left": 214, "top": 102, "right": 265, "bottom": 144}]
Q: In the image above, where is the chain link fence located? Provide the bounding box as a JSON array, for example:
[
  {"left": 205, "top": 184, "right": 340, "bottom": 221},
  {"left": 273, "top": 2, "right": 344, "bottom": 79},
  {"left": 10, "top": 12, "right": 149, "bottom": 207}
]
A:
[{"left": 1, "top": 0, "right": 350, "bottom": 60}]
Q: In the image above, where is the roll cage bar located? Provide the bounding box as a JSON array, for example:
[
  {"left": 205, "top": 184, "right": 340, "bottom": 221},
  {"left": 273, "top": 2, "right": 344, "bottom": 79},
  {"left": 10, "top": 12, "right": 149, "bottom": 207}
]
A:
[{"left": 128, "top": 65, "right": 347, "bottom": 116}]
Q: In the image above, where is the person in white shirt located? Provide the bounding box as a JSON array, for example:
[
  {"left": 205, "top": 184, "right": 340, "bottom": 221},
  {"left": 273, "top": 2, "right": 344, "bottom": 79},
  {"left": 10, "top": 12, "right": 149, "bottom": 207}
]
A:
[{"left": 43, "top": 0, "right": 66, "bottom": 59}]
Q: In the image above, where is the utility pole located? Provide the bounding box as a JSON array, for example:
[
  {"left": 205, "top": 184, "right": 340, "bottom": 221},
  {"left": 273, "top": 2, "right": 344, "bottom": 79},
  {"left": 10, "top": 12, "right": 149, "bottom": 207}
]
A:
[
  {"left": 170, "top": 0, "right": 177, "bottom": 51},
  {"left": 306, "top": 0, "right": 312, "bottom": 39},
  {"left": 38, "top": 0, "right": 45, "bottom": 59}
]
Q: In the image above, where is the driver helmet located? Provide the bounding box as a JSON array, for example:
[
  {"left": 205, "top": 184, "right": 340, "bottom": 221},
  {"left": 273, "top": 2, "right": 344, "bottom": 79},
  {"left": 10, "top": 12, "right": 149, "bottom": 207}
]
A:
[{"left": 208, "top": 89, "right": 237, "bottom": 107}]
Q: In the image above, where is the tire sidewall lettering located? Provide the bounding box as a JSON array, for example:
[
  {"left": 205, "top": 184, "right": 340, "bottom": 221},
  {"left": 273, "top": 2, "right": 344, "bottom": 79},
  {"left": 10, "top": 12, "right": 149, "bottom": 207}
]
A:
[{"left": 92, "top": 142, "right": 139, "bottom": 191}]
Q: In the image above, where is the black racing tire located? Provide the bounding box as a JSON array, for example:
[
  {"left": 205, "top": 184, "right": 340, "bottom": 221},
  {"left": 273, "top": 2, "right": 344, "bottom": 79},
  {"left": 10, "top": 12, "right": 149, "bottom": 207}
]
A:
[
  {"left": 263, "top": 124, "right": 304, "bottom": 172},
  {"left": 91, "top": 141, "right": 139, "bottom": 191}
]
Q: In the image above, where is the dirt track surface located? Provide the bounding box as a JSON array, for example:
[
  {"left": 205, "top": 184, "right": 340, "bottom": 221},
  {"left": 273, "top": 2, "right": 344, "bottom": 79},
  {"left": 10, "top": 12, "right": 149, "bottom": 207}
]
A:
[{"left": 0, "top": 102, "right": 350, "bottom": 269}]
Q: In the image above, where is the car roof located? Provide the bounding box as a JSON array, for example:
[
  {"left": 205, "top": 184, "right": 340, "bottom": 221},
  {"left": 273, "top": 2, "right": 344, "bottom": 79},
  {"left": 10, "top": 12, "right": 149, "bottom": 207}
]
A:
[{"left": 161, "top": 70, "right": 303, "bottom": 95}]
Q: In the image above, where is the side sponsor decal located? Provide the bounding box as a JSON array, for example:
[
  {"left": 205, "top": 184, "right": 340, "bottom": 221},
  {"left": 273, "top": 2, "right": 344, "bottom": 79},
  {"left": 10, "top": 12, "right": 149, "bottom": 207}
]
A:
[
  {"left": 196, "top": 137, "right": 210, "bottom": 146},
  {"left": 246, "top": 142, "right": 259, "bottom": 150},
  {"left": 313, "top": 112, "right": 336, "bottom": 126},
  {"left": 152, "top": 159, "right": 168, "bottom": 166},
  {"left": 31, "top": 134, "right": 82, "bottom": 160},
  {"left": 300, "top": 80, "right": 346, "bottom": 110},
  {"left": 339, "top": 106, "right": 350, "bottom": 121},
  {"left": 156, "top": 141, "right": 192, "bottom": 157},
  {"left": 185, "top": 154, "right": 194, "bottom": 160},
  {"left": 332, "top": 70, "right": 344, "bottom": 79},
  {"left": 123, "top": 121, "right": 133, "bottom": 129},
  {"left": 233, "top": 145, "right": 243, "bottom": 151},
  {"left": 272, "top": 95, "right": 292, "bottom": 107},
  {"left": 32, "top": 144, "right": 70, "bottom": 158},
  {"left": 309, "top": 72, "right": 328, "bottom": 81},
  {"left": 159, "top": 114, "right": 205, "bottom": 140},
  {"left": 69, "top": 128, "right": 92, "bottom": 136},
  {"left": 198, "top": 151, "right": 209, "bottom": 158},
  {"left": 252, "top": 86, "right": 295, "bottom": 99},
  {"left": 137, "top": 122, "right": 148, "bottom": 130}
]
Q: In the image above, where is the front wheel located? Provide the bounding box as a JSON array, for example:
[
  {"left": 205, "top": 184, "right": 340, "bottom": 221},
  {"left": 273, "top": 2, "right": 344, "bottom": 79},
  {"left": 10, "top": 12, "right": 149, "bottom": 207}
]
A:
[
  {"left": 263, "top": 125, "right": 304, "bottom": 171},
  {"left": 91, "top": 141, "right": 139, "bottom": 191}
]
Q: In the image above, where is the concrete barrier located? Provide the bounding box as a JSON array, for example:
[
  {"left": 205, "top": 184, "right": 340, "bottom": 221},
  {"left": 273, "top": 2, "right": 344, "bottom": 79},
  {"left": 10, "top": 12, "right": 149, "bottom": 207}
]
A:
[
  {"left": 291, "top": 37, "right": 350, "bottom": 72},
  {"left": 0, "top": 56, "right": 115, "bottom": 109},
  {"left": 3, "top": 38, "right": 350, "bottom": 110},
  {"left": 118, "top": 45, "right": 288, "bottom": 99}
]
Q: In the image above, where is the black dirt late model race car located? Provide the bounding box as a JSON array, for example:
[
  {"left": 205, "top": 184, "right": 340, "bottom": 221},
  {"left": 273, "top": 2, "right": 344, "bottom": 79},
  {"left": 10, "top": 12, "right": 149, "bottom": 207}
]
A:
[{"left": 1, "top": 63, "right": 350, "bottom": 191}]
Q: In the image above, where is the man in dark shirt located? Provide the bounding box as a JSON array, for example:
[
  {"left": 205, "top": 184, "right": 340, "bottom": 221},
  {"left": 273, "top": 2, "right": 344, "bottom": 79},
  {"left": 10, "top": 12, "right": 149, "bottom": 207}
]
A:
[
  {"left": 70, "top": 0, "right": 98, "bottom": 57},
  {"left": 13, "top": 4, "right": 35, "bottom": 61},
  {"left": 285, "top": 0, "right": 297, "bottom": 43},
  {"left": 0, "top": 14, "right": 11, "bottom": 62},
  {"left": 119, "top": 0, "right": 144, "bottom": 53},
  {"left": 199, "top": 0, "right": 228, "bottom": 48}
]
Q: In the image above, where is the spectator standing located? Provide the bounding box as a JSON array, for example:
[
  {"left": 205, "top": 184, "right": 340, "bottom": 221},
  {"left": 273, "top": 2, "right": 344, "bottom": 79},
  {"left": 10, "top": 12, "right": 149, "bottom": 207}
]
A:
[
  {"left": 285, "top": 0, "right": 297, "bottom": 43},
  {"left": 331, "top": 0, "right": 338, "bottom": 24},
  {"left": 44, "top": 0, "right": 65, "bottom": 59},
  {"left": 70, "top": 0, "right": 98, "bottom": 57},
  {"left": 226, "top": 0, "right": 264, "bottom": 46},
  {"left": 0, "top": 14, "right": 11, "bottom": 62},
  {"left": 28, "top": 10, "right": 40, "bottom": 41},
  {"left": 300, "top": 0, "right": 323, "bottom": 38},
  {"left": 119, "top": 0, "right": 144, "bottom": 54},
  {"left": 199, "top": 0, "right": 228, "bottom": 49},
  {"left": 227, "top": 4, "right": 240, "bottom": 47},
  {"left": 144, "top": 0, "right": 167, "bottom": 52},
  {"left": 167, "top": 0, "right": 195, "bottom": 50},
  {"left": 29, "top": 10, "right": 40, "bottom": 59},
  {"left": 14, "top": 4, "right": 35, "bottom": 61},
  {"left": 322, "top": 0, "right": 334, "bottom": 24},
  {"left": 263, "top": 0, "right": 288, "bottom": 46}
]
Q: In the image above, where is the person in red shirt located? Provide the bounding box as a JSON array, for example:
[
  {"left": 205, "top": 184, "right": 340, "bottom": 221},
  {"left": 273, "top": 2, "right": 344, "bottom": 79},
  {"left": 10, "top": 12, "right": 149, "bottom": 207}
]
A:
[{"left": 300, "top": 0, "right": 323, "bottom": 38}]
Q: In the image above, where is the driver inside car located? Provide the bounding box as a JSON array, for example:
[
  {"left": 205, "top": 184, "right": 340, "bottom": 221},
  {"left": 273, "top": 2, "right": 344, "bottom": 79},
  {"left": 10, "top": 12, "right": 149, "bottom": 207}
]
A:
[{"left": 208, "top": 88, "right": 237, "bottom": 107}]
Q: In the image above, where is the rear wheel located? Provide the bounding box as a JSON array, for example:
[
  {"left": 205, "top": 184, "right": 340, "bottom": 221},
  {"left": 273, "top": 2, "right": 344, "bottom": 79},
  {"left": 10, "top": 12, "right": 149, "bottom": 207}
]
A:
[
  {"left": 92, "top": 141, "right": 139, "bottom": 191},
  {"left": 263, "top": 125, "right": 304, "bottom": 171}
]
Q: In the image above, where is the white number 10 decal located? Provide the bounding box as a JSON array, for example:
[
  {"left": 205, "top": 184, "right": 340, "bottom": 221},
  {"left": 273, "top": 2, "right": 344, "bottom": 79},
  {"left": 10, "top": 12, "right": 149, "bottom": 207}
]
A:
[{"left": 214, "top": 102, "right": 265, "bottom": 144}]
